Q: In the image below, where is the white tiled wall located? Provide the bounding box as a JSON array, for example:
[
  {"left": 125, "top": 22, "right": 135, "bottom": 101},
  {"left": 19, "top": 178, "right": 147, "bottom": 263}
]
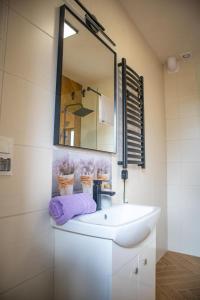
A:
[
  {"left": 0, "top": 270, "right": 53, "bottom": 300},
  {"left": 0, "top": 73, "right": 54, "bottom": 147},
  {"left": 0, "top": 0, "right": 167, "bottom": 298},
  {"left": 0, "top": 1, "right": 8, "bottom": 71},
  {"left": 0, "top": 211, "right": 53, "bottom": 293},
  {"left": 4, "top": 9, "right": 56, "bottom": 92},
  {"left": 0, "top": 0, "right": 59, "bottom": 299},
  {"left": 165, "top": 57, "right": 200, "bottom": 256},
  {"left": 0, "top": 146, "right": 53, "bottom": 217}
]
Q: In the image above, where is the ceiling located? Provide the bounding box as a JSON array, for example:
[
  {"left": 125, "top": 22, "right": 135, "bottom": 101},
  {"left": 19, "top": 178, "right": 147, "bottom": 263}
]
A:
[{"left": 119, "top": 0, "right": 200, "bottom": 63}]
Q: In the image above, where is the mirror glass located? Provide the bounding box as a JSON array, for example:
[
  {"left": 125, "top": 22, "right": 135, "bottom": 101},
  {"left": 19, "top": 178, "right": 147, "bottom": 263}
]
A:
[{"left": 55, "top": 7, "right": 116, "bottom": 153}]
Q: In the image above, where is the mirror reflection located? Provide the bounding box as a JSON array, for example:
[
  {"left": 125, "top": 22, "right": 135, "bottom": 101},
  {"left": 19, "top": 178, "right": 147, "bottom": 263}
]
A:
[{"left": 58, "top": 8, "right": 116, "bottom": 152}]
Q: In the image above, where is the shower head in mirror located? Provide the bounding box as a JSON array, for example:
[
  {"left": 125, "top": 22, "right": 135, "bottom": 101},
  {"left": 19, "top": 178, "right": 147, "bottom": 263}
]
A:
[
  {"left": 65, "top": 103, "right": 93, "bottom": 117},
  {"left": 73, "top": 106, "right": 93, "bottom": 117}
]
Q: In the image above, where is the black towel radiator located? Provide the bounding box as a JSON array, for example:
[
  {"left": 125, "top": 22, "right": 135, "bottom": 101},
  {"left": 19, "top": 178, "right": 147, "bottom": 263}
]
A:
[{"left": 118, "top": 58, "right": 145, "bottom": 174}]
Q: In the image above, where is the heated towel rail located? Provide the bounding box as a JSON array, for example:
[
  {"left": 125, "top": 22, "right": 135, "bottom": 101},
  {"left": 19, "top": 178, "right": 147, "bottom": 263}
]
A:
[{"left": 118, "top": 58, "right": 145, "bottom": 170}]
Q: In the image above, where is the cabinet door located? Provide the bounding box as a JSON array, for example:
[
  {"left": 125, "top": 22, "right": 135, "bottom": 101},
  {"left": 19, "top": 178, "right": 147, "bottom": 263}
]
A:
[
  {"left": 112, "top": 256, "right": 138, "bottom": 300},
  {"left": 138, "top": 243, "right": 156, "bottom": 300}
]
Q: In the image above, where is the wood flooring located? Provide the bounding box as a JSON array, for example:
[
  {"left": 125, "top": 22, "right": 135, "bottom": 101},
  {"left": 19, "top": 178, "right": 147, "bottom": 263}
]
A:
[{"left": 156, "top": 251, "right": 200, "bottom": 300}]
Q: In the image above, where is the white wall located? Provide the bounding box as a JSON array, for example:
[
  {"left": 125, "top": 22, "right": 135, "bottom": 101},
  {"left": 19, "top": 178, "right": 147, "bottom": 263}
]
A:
[
  {"left": 165, "top": 55, "right": 200, "bottom": 257},
  {"left": 0, "top": 0, "right": 61, "bottom": 298},
  {"left": 0, "top": 0, "right": 167, "bottom": 298}
]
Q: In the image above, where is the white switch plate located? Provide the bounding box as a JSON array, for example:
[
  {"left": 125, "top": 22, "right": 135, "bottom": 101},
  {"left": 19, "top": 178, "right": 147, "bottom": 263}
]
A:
[{"left": 0, "top": 136, "right": 13, "bottom": 175}]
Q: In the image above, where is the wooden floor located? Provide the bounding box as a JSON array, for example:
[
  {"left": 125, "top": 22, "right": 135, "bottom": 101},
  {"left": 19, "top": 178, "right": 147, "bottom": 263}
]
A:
[{"left": 156, "top": 251, "right": 200, "bottom": 300}]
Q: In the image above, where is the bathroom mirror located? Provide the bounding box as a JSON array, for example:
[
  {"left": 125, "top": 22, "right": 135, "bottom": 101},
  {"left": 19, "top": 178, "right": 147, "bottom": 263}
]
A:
[{"left": 54, "top": 5, "right": 117, "bottom": 153}]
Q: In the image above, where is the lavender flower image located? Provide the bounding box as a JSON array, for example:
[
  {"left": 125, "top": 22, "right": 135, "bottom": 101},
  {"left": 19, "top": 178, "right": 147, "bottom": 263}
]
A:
[
  {"left": 79, "top": 159, "right": 95, "bottom": 176},
  {"left": 59, "top": 159, "right": 75, "bottom": 175},
  {"left": 95, "top": 159, "right": 111, "bottom": 179},
  {"left": 53, "top": 156, "right": 75, "bottom": 196},
  {"left": 52, "top": 149, "right": 112, "bottom": 196},
  {"left": 53, "top": 157, "right": 75, "bottom": 176}
]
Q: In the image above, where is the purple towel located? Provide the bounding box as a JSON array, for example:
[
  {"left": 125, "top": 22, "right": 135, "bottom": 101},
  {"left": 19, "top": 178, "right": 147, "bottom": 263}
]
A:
[{"left": 49, "top": 193, "right": 96, "bottom": 225}]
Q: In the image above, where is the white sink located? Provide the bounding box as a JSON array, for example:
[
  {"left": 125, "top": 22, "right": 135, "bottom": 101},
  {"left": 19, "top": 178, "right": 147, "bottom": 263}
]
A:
[{"left": 52, "top": 204, "right": 160, "bottom": 248}]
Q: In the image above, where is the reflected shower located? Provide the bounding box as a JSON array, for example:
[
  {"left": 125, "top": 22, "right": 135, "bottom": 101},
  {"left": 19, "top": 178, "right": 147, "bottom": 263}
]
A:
[
  {"left": 64, "top": 86, "right": 101, "bottom": 118},
  {"left": 65, "top": 103, "right": 93, "bottom": 117}
]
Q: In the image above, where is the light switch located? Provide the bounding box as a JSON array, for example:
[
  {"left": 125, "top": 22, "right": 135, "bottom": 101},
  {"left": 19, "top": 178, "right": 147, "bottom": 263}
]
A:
[{"left": 0, "top": 136, "right": 13, "bottom": 175}]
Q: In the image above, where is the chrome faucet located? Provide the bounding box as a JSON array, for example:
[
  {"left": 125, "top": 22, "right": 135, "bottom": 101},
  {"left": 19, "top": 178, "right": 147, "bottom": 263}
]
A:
[{"left": 93, "top": 180, "right": 115, "bottom": 210}]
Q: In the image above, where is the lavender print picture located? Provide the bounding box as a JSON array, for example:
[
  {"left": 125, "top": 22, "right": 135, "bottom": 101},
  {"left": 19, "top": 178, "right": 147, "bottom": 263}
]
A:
[{"left": 52, "top": 148, "right": 112, "bottom": 197}]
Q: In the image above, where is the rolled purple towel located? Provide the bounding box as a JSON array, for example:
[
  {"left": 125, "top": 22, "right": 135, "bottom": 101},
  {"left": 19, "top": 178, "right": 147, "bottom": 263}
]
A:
[{"left": 49, "top": 193, "right": 96, "bottom": 225}]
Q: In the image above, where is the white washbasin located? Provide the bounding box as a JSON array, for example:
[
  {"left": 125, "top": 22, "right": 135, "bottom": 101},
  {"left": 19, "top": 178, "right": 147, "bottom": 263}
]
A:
[{"left": 52, "top": 204, "right": 160, "bottom": 248}]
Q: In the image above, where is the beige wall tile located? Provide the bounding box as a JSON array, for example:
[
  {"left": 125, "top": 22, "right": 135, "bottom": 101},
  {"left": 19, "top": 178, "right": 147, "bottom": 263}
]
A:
[
  {"left": 166, "top": 119, "right": 180, "bottom": 140},
  {"left": 179, "top": 95, "right": 200, "bottom": 117},
  {"left": 0, "top": 145, "right": 52, "bottom": 217},
  {"left": 0, "top": 70, "right": 3, "bottom": 97},
  {"left": 165, "top": 98, "right": 179, "bottom": 119},
  {"left": 164, "top": 71, "right": 178, "bottom": 101},
  {"left": 0, "top": 269, "right": 53, "bottom": 300},
  {"left": 156, "top": 194, "right": 167, "bottom": 260},
  {"left": 166, "top": 57, "right": 200, "bottom": 256},
  {"left": 0, "top": 1, "right": 4, "bottom": 39},
  {"left": 0, "top": 40, "right": 4, "bottom": 71},
  {"left": 0, "top": 2, "right": 8, "bottom": 71},
  {"left": 168, "top": 185, "right": 200, "bottom": 256},
  {"left": 181, "top": 162, "right": 200, "bottom": 186},
  {"left": 5, "top": 10, "right": 56, "bottom": 92},
  {"left": 167, "top": 184, "right": 183, "bottom": 251},
  {"left": 167, "top": 162, "right": 181, "bottom": 185},
  {"left": 179, "top": 116, "right": 200, "bottom": 140},
  {"left": 177, "top": 61, "right": 198, "bottom": 97},
  {"left": 0, "top": 73, "right": 54, "bottom": 148},
  {"left": 9, "top": 0, "right": 62, "bottom": 38},
  {"left": 180, "top": 140, "right": 200, "bottom": 162},
  {"left": 167, "top": 141, "right": 181, "bottom": 162},
  {"left": 0, "top": 211, "right": 53, "bottom": 293}
]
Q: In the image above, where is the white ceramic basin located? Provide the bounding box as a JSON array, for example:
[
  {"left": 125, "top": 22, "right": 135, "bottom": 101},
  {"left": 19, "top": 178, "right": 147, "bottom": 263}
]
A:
[{"left": 52, "top": 204, "right": 160, "bottom": 248}]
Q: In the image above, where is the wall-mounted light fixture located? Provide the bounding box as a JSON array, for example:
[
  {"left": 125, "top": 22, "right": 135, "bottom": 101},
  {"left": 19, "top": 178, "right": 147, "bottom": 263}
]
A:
[
  {"left": 64, "top": 21, "right": 78, "bottom": 38},
  {"left": 167, "top": 56, "right": 179, "bottom": 73}
]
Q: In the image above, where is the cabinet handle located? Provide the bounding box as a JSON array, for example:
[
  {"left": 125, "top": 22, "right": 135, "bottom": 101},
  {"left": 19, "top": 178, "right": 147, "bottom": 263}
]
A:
[
  {"left": 144, "top": 258, "right": 148, "bottom": 265},
  {"left": 135, "top": 267, "right": 139, "bottom": 274}
]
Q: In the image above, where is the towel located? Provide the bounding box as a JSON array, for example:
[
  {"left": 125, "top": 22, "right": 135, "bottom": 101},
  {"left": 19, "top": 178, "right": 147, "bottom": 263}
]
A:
[
  {"left": 98, "top": 94, "right": 114, "bottom": 126},
  {"left": 49, "top": 193, "right": 96, "bottom": 225}
]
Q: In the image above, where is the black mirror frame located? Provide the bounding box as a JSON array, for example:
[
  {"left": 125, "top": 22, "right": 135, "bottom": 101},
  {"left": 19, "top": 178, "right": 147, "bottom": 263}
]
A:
[{"left": 54, "top": 4, "right": 117, "bottom": 154}]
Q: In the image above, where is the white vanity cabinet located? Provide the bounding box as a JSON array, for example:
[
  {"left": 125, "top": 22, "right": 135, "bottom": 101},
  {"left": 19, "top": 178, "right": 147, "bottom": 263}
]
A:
[
  {"left": 54, "top": 228, "right": 156, "bottom": 300},
  {"left": 138, "top": 244, "right": 156, "bottom": 300},
  {"left": 112, "top": 255, "right": 139, "bottom": 300},
  {"left": 111, "top": 234, "right": 155, "bottom": 300}
]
